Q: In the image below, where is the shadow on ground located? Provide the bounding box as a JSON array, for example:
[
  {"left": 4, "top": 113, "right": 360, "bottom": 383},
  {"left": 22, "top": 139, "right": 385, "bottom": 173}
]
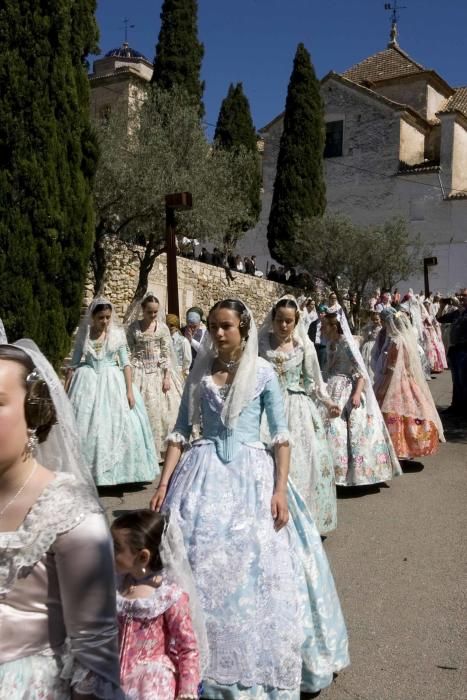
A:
[{"left": 336, "top": 483, "right": 389, "bottom": 499}]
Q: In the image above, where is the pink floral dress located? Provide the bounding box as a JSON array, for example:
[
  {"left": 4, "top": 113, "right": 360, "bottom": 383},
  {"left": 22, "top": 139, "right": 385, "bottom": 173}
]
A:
[{"left": 117, "top": 580, "right": 200, "bottom": 700}]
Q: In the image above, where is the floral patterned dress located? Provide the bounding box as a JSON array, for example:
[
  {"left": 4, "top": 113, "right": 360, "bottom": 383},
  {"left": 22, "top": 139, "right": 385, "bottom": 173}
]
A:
[
  {"left": 127, "top": 321, "right": 183, "bottom": 457},
  {"left": 323, "top": 338, "right": 401, "bottom": 486},
  {"left": 118, "top": 580, "right": 200, "bottom": 700},
  {"left": 374, "top": 339, "right": 441, "bottom": 459},
  {"left": 260, "top": 342, "right": 336, "bottom": 534}
]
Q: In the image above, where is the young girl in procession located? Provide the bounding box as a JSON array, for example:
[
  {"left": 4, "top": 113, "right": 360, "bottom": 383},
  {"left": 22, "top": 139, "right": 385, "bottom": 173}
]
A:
[
  {"left": 359, "top": 311, "right": 382, "bottom": 382},
  {"left": 258, "top": 296, "right": 339, "bottom": 535},
  {"left": 0, "top": 340, "right": 123, "bottom": 698},
  {"left": 151, "top": 298, "right": 349, "bottom": 699},
  {"left": 112, "top": 509, "right": 206, "bottom": 700},
  {"left": 373, "top": 307, "right": 445, "bottom": 460},
  {"left": 321, "top": 312, "right": 402, "bottom": 486},
  {"left": 421, "top": 299, "right": 448, "bottom": 373},
  {"left": 66, "top": 297, "right": 157, "bottom": 485},
  {"left": 127, "top": 294, "right": 183, "bottom": 458}
]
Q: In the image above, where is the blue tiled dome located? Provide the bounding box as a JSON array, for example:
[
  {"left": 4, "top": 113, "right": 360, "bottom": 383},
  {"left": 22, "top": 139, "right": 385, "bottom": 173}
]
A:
[{"left": 105, "top": 42, "right": 149, "bottom": 61}]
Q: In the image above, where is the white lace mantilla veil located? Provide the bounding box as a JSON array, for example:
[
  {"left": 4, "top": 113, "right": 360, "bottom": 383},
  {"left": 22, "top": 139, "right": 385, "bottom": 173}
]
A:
[
  {"left": 72, "top": 296, "right": 127, "bottom": 362},
  {"left": 258, "top": 294, "right": 331, "bottom": 403},
  {"left": 0, "top": 318, "right": 7, "bottom": 344},
  {"left": 13, "top": 339, "right": 99, "bottom": 496},
  {"left": 124, "top": 291, "right": 179, "bottom": 373},
  {"left": 185, "top": 300, "right": 259, "bottom": 430},
  {"left": 380, "top": 309, "right": 445, "bottom": 441},
  {"left": 160, "top": 512, "right": 209, "bottom": 673}
]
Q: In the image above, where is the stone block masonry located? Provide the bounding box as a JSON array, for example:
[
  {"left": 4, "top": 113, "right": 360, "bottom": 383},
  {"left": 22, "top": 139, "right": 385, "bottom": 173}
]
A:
[{"left": 84, "top": 241, "right": 301, "bottom": 324}]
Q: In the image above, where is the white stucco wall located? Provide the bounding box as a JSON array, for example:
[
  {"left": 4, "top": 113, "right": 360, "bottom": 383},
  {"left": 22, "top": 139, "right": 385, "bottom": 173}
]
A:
[
  {"left": 452, "top": 121, "right": 467, "bottom": 194},
  {"left": 239, "top": 78, "right": 467, "bottom": 294},
  {"left": 399, "top": 118, "right": 425, "bottom": 164}
]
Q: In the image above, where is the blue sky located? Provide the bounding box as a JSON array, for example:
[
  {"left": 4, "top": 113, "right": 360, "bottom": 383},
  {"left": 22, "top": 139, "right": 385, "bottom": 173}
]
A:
[{"left": 93, "top": 0, "right": 467, "bottom": 135}]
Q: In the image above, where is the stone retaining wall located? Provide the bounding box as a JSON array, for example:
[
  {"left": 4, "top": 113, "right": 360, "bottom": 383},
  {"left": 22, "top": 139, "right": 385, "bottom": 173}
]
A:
[{"left": 85, "top": 241, "right": 302, "bottom": 324}]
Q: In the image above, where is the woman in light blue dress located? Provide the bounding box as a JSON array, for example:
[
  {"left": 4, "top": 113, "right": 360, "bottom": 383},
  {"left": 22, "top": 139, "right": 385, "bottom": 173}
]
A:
[
  {"left": 259, "top": 297, "right": 339, "bottom": 535},
  {"left": 151, "top": 299, "right": 349, "bottom": 699},
  {"left": 66, "top": 297, "right": 158, "bottom": 486}
]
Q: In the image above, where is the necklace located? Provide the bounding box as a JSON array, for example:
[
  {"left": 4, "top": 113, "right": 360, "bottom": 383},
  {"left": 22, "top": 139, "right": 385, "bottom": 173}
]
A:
[
  {"left": 0, "top": 459, "right": 38, "bottom": 520},
  {"left": 125, "top": 573, "right": 161, "bottom": 595},
  {"left": 217, "top": 356, "right": 240, "bottom": 373}
]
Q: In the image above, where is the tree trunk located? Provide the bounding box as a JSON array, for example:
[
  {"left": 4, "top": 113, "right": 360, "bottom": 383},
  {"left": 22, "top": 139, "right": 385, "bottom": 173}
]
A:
[{"left": 91, "top": 223, "right": 108, "bottom": 296}]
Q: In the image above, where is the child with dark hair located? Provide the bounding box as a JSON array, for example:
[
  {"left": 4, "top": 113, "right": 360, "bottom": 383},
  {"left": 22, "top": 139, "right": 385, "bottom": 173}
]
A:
[{"left": 112, "top": 509, "right": 202, "bottom": 700}]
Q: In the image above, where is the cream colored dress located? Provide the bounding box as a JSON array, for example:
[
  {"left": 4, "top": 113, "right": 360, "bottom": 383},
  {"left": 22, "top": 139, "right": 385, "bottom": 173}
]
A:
[{"left": 127, "top": 321, "right": 183, "bottom": 457}]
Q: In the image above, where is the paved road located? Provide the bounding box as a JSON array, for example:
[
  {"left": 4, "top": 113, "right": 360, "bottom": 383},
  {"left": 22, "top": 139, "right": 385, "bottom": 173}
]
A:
[{"left": 100, "top": 371, "right": 466, "bottom": 700}]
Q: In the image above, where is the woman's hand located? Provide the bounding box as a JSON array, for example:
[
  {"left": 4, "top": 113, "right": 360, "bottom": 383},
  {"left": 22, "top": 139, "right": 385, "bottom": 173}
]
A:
[
  {"left": 162, "top": 376, "right": 171, "bottom": 394},
  {"left": 271, "top": 491, "right": 289, "bottom": 531},
  {"left": 328, "top": 403, "right": 340, "bottom": 419},
  {"left": 127, "top": 390, "right": 135, "bottom": 409},
  {"left": 351, "top": 392, "right": 361, "bottom": 409},
  {"left": 150, "top": 484, "right": 167, "bottom": 512}
]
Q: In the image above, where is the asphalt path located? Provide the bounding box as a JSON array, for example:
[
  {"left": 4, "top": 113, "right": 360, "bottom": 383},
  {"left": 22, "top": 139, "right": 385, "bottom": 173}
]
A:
[{"left": 100, "top": 370, "right": 466, "bottom": 700}]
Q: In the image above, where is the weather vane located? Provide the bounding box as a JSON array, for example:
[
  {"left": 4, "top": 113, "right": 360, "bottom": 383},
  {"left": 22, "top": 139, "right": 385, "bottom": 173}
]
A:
[
  {"left": 384, "top": 1, "right": 406, "bottom": 46},
  {"left": 122, "top": 17, "right": 135, "bottom": 44}
]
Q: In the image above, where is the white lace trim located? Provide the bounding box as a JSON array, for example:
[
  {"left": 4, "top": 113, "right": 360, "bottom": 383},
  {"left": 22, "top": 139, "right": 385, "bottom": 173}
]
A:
[
  {"left": 166, "top": 431, "right": 189, "bottom": 446},
  {"left": 202, "top": 361, "right": 275, "bottom": 416},
  {"left": 0, "top": 473, "right": 102, "bottom": 597},
  {"left": 270, "top": 432, "right": 292, "bottom": 447},
  {"left": 116, "top": 580, "right": 182, "bottom": 619}
]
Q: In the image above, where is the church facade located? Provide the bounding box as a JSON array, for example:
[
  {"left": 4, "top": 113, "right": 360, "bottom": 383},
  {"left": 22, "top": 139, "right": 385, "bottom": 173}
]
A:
[
  {"left": 239, "top": 37, "right": 467, "bottom": 294},
  {"left": 89, "top": 37, "right": 467, "bottom": 295}
]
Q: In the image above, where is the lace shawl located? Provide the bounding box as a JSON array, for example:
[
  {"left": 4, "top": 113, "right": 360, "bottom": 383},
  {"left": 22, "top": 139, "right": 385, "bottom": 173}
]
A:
[{"left": 0, "top": 473, "right": 102, "bottom": 597}]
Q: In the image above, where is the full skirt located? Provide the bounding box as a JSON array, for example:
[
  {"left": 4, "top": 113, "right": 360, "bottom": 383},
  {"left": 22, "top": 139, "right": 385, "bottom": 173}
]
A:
[
  {"left": 284, "top": 391, "right": 336, "bottom": 534},
  {"left": 131, "top": 364, "right": 183, "bottom": 458},
  {"left": 383, "top": 414, "right": 439, "bottom": 459},
  {"left": 69, "top": 365, "right": 158, "bottom": 486},
  {"left": 324, "top": 375, "right": 401, "bottom": 486},
  {"left": 360, "top": 340, "right": 376, "bottom": 382},
  {"left": 0, "top": 654, "right": 69, "bottom": 700},
  {"left": 163, "top": 440, "right": 349, "bottom": 699}
]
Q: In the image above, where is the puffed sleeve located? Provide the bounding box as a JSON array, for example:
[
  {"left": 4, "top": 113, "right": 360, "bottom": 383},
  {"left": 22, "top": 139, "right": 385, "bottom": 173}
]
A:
[
  {"left": 262, "top": 370, "right": 291, "bottom": 446},
  {"left": 53, "top": 512, "right": 124, "bottom": 698},
  {"left": 166, "top": 382, "right": 192, "bottom": 446},
  {"left": 159, "top": 326, "right": 171, "bottom": 370},
  {"left": 117, "top": 344, "right": 131, "bottom": 369},
  {"left": 165, "top": 592, "right": 200, "bottom": 698}
]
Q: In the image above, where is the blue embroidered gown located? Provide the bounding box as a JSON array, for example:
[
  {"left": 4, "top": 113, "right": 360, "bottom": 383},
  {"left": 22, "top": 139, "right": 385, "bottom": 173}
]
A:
[
  {"left": 163, "top": 358, "right": 349, "bottom": 699},
  {"left": 260, "top": 342, "right": 337, "bottom": 535},
  {"left": 68, "top": 338, "right": 158, "bottom": 486}
]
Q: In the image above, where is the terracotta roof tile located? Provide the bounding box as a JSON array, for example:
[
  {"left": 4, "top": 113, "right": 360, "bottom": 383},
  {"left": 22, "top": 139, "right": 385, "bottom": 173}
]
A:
[
  {"left": 343, "top": 45, "right": 425, "bottom": 84},
  {"left": 438, "top": 87, "right": 467, "bottom": 118}
]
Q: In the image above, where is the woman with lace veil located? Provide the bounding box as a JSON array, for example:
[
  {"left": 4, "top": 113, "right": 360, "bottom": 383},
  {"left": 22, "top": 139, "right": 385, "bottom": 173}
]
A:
[
  {"left": 150, "top": 299, "right": 349, "bottom": 699},
  {"left": 66, "top": 297, "right": 158, "bottom": 485},
  {"left": 374, "top": 307, "right": 445, "bottom": 460},
  {"left": 321, "top": 313, "right": 402, "bottom": 486},
  {"left": 0, "top": 340, "right": 123, "bottom": 698},
  {"left": 126, "top": 294, "right": 183, "bottom": 459},
  {"left": 258, "top": 297, "right": 339, "bottom": 535}
]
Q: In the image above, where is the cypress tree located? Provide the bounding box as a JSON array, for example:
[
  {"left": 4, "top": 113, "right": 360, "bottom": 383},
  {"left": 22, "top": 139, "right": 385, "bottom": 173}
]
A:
[
  {"left": 267, "top": 43, "right": 326, "bottom": 263},
  {"left": 214, "top": 83, "right": 261, "bottom": 238},
  {"left": 152, "top": 0, "right": 205, "bottom": 115},
  {"left": 0, "top": 1, "right": 98, "bottom": 366}
]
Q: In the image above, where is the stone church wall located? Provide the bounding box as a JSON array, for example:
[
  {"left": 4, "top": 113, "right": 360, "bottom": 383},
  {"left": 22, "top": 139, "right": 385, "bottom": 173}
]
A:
[{"left": 84, "top": 241, "right": 301, "bottom": 324}]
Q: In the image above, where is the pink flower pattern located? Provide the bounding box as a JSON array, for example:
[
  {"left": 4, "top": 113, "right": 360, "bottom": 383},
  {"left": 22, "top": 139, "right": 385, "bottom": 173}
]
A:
[{"left": 118, "top": 581, "right": 200, "bottom": 700}]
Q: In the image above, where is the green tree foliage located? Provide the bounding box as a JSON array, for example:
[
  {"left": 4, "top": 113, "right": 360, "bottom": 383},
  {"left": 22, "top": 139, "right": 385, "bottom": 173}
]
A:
[
  {"left": 93, "top": 87, "right": 253, "bottom": 301},
  {"left": 279, "top": 215, "right": 422, "bottom": 320},
  {"left": 214, "top": 83, "right": 261, "bottom": 249},
  {"left": 267, "top": 43, "right": 326, "bottom": 263},
  {"left": 0, "top": 0, "right": 98, "bottom": 365},
  {"left": 151, "top": 0, "right": 205, "bottom": 115}
]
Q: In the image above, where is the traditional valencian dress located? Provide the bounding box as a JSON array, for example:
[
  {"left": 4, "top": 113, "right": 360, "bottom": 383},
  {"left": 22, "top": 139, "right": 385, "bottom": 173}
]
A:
[
  {"left": 163, "top": 358, "right": 349, "bottom": 699},
  {"left": 0, "top": 474, "right": 123, "bottom": 698},
  {"left": 323, "top": 337, "right": 401, "bottom": 486},
  {"left": 69, "top": 334, "right": 157, "bottom": 486},
  {"left": 359, "top": 321, "right": 381, "bottom": 382},
  {"left": 259, "top": 336, "right": 337, "bottom": 534},
  {"left": 374, "top": 334, "right": 444, "bottom": 459},
  {"left": 127, "top": 321, "right": 183, "bottom": 457},
  {"left": 117, "top": 579, "right": 200, "bottom": 700}
]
